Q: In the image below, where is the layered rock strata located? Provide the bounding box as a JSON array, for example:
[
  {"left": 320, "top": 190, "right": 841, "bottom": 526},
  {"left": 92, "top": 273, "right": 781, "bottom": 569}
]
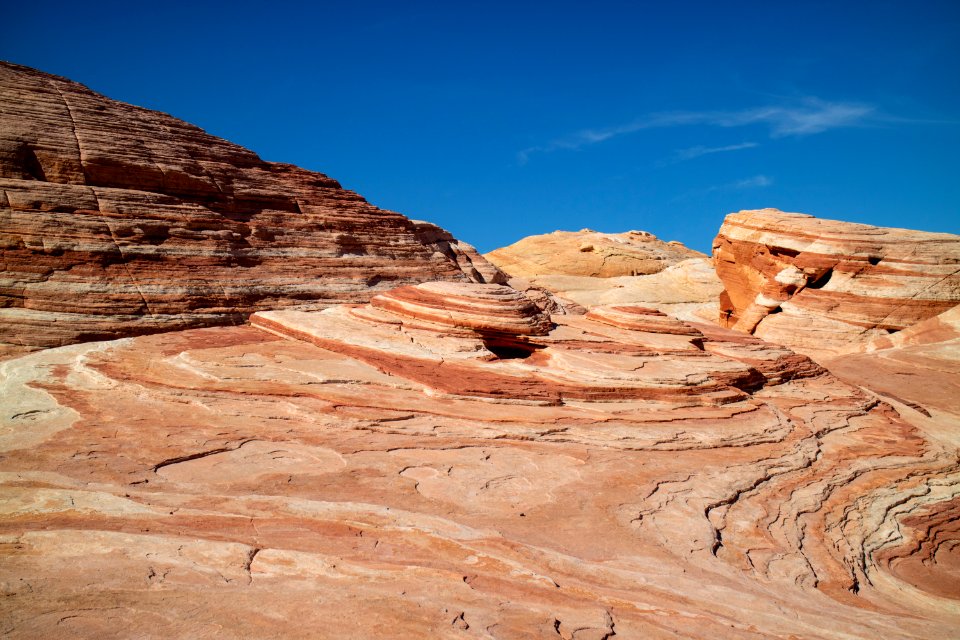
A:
[
  {"left": 2, "top": 282, "right": 958, "bottom": 638},
  {"left": 485, "top": 229, "right": 722, "bottom": 321},
  {"left": 0, "top": 62, "right": 502, "bottom": 350},
  {"left": 714, "top": 208, "right": 960, "bottom": 358}
]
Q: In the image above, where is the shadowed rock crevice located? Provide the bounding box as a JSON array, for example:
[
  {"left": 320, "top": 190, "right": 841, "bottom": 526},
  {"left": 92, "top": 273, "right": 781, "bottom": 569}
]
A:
[{"left": 480, "top": 339, "right": 544, "bottom": 361}]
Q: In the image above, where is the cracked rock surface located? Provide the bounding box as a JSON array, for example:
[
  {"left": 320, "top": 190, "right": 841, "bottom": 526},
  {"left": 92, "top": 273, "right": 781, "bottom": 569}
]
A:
[{"left": 2, "top": 283, "right": 957, "bottom": 638}]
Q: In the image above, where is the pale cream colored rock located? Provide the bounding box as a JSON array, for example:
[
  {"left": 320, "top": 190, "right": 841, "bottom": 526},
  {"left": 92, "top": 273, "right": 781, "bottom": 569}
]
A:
[
  {"left": 513, "top": 258, "right": 723, "bottom": 322},
  {"left": 485, "top": 228, "right": 722, "bottom": 321},
  {"left": 485, "top": 229, "right": 706, "bottom": 278}
]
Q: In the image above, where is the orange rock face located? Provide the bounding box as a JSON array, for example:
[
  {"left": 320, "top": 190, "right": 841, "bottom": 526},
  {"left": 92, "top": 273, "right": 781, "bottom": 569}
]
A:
[
  {"left": 714, "top": 208, "right": 960, "bottom": 358},
  {"left": 2, "top": 282, "right": 958, "bottom": 638},
  {"left": 0, "top": 62, "right": 502, "bottom": 350}
]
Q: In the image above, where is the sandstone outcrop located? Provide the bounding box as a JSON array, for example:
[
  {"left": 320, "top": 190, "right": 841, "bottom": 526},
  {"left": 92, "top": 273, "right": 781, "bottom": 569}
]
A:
[
  {"left": 2, "top": 282, "right": 958, "bottom": 638},
  {"left": 485, "top": 228, "right": 704, "bottom": 278},
  {"left": 0, "top": 62, "right": 502, "bottom": 351},
  {"left": 821, "top": 304, "right": 960, "bottom": 604},
  {"left": 714, "top": 208, "right": 960, "bottom": 359},
  {"left": 485, "top": 230, "right": 722, "bottom": 321},
  {"left": 826, "top": 304, "right": 960, "bottom": 424}
]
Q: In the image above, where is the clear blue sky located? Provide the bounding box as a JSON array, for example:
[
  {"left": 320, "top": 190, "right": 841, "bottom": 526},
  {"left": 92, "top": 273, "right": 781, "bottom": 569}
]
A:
[{"left": 4, "top": 1, "right": 958, "bottom": 253}]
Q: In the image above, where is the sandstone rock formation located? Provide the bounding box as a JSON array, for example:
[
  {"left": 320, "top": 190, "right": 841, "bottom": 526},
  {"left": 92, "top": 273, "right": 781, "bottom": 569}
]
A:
[
  {"left": 485, "top": 228, "right": 704, "bottom": 278},
  {"left": 485, "top": 229, "right": 722, "bottom": 321},
  {"left": 826, "top": 304, "right": 960, "bottom": 425},
  {"left": 0, "top": 62, "right": 502, "bottom": 351},
  {"left": 2, "top": 282, "right": 958, "bottom": 638},
  {"left": 714, "top": 208, "right": 960, "bottom": 359},
  {"left": 820, "top": 304, "right": 960, "bottom": 604}
]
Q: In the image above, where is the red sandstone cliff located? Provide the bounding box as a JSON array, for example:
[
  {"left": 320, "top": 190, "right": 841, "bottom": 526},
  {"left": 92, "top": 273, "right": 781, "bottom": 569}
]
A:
[{"left": 0, "top": 62, "right": 502, "bottom": 352}]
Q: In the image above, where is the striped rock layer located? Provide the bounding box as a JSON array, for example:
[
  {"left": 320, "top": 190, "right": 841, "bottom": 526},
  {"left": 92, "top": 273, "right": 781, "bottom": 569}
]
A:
[
  {"left": 0, "top": 62, "right": 502, "bottom": 352},
  {"left": 2, "top": 282, "right": 958, "bottom": 638},
  {"left": 714, "top": 208, "right": 960, "bottom": 359}
]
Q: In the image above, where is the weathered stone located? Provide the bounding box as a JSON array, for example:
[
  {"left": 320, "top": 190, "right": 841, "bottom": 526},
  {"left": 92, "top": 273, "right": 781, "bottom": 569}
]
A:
[
  {"left": 2, "top": 282, "right": 958, "bottom": 638},
  {"left": 0, "top": 62, "right": 503, "bottom": 350},
  {"left": 826, "top": 304, "right": 960, "bottom": 423},
  {"left": 485, "top": 228, "right": 705, "bottom": 278},
  {"left": 485, "top": 230, "right": 722, "bottom": 321},
  {"left": 714, "top": 208, "right": 960, "bottom": 359}
]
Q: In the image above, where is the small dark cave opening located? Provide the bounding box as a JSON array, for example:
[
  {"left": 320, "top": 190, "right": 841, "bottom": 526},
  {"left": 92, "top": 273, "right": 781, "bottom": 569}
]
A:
[
  {"left": 482, "top": 339, "right": 544, "bottom": 361},
  {"left": 17, "top": 144, "right": 47, "bottom": 181},
  {"left": 770, "top": 246, "right": 800, "bottom": 259},
  {"left": 807, "top": 268, "right": 833, "bottom": 290}
]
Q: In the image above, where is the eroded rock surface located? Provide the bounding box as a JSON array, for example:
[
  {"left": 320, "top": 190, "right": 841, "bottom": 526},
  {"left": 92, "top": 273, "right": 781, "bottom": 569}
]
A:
[
  {"left": 485, "top": 229, "right": 722, "bottom": 321},
  {"left": 714, "top": 208, "right": 960, "bottom": 359},
  {"left": 0, "top": 62, "right": 502, "bottom": 350},
  {"left": 825, "top": 305, "right": 960, "bottom": 426},
  {"left": 2, "top": 282, "right": 958, "bottom": 638}
]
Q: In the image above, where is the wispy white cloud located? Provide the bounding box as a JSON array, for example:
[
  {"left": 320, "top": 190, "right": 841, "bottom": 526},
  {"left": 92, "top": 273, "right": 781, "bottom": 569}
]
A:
[
  {"left": 730, "top": 174, "right": 773, "bottom": 188},
  {"left": 706, "top": 175, "right": 774, "bottom": 192},
  {"left": 661, "top": 141, "right": 759, "bottom": 165},
  {"left": 518, "top": 98, "right": 875, "bottom": 163},
  {"left": 671, "top": 174, "right": 774, "bottom": 203}
]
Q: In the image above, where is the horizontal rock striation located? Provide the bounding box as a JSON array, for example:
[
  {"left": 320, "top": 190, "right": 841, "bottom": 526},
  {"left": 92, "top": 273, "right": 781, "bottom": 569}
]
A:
[
  {"left": 825, "top": 304, "right": 960, "bottom": 423},
  {"left": 2, "top": 282, "right": 958, "bottom": 637},
  {"left": 714, "top": 208, "right": 960, "bottom": 358},
  {"left": 370, "top": 282, "right": 554, "bottom": 337},
  {"left": 253, "top": 284, "right": 793, "bottom": 404},
  {"left": 0, "top": 62, "right": 502, "bottom": 349}
]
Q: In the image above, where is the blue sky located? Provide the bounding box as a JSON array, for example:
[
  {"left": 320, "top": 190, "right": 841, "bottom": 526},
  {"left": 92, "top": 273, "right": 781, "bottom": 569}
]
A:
[{"left": 4, "top": 1, "right": 958, "bottom": 253}]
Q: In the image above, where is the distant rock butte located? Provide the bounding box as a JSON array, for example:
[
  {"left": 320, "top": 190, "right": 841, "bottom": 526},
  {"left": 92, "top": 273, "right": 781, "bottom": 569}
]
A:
[
  {"left": 3, "top": 281, "right": 958, "bottom": 638},
  {"left": 485, "top": 228, "right": 705, "bottom": 278},
  {"left": 485, "top": 229, "right": 722, "bottom": 321},
  {"left": 0, "top": 62, "right": 502, "bottom": 351},
  {"left": 714, "top": 208, "right": 960, "bottom": 359}
]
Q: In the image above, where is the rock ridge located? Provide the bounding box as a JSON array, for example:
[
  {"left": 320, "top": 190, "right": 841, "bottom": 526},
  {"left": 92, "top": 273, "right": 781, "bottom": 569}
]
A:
[{"left": 0, "top": 62, "right": 503, "bottom": 351}]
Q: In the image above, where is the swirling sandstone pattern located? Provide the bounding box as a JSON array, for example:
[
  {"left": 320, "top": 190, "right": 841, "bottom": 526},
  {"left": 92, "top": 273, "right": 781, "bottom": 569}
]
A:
[
  {"left": 0, "top": 62, "right": 501, "bottom": 351},
  {"left": 2, "top": 283, "right": 957, "bottom": 638},
  {"left": 714, "top": 208, "right": 960, "bottom": 358}
]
